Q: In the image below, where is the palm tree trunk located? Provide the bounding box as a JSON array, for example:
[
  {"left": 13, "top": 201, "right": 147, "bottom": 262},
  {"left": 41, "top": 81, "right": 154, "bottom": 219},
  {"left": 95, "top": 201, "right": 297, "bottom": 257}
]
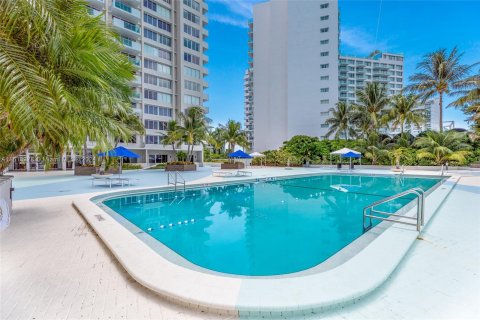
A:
[
  {"left": 401, "top": 123, "right": 404, "bottom": 134},
  {"left": 439, "top": 92, "right": 443, "bottom": 132}
]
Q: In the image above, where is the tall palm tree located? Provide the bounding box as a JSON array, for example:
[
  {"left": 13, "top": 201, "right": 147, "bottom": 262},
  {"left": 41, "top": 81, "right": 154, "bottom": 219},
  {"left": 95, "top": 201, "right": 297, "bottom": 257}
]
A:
[
  {"left": 221, "top": 120, "right": 248, "bottom": 153},
  {"left": 405, "top": 47, "right": 473, "bottom": 132},
  {"left": 360, "top": 132, "right": 389, "bottom": 165},
  {"left": 325, "top": 101, "right": 356, "bottom": 139},
  {"left": 0, "top": 0, "right": 142, "bottom": 172},
  {"left": 388, "top": 94, "right": 425, "bottom": 134},
  {"left": 161, "top": 120, "right": 182, "bottom": 161},
  {"left": 178, "top": 106, "right": 209, "bottom": 161},
  {"left": 413, "top": 131, "right": 472, "bottom": 165},
  {"left": 207, "top": 127, "right": 225, "bottom": 154},
  {"left": 450, "top": 71, "right": 480, "bottom": 132},
  {"left": 352, "top": 82, "right": 390, "bottom": 135}
]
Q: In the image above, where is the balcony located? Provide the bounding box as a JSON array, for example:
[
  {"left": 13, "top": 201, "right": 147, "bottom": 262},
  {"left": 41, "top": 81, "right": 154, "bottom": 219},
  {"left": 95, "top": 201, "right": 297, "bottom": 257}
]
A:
[
  {"left": 203, "top": 55, "right": 209, "bottom": 64},
  {"left": 121, "top": 37, "right": 141, "bottom": 52},
  {"left": 131, "top": 91, "right": 141, "bottom": 100},
  {"left": 128, "top": 56, "right": 141, "bottom": 67},
  {"left": 112, "top": 17, "right": 140, "bottom": 37},
  {"left": 133, "top": 75, "right": 141, "bottom": 85},
  {"left": 85, "top": 0, "right": 105, "bottom": 10},
  {"left": 87, "top": 6, "right": 103, "bottom": 18},
  {"left": 112, "top": 1, "right": 141, "bottom": 20}
]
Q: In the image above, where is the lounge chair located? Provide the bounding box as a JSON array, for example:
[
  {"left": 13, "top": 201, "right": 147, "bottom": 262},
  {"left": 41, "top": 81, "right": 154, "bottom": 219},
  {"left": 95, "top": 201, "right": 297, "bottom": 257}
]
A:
[{"left": 212, "top": 170, "right": 252, "bottom": 177}]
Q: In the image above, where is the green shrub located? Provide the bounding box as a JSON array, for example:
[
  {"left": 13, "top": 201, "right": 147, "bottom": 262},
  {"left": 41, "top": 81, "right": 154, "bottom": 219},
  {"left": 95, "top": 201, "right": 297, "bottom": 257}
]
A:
[{"left": 122, "top": 163, "right": 142, "bottom": 170}]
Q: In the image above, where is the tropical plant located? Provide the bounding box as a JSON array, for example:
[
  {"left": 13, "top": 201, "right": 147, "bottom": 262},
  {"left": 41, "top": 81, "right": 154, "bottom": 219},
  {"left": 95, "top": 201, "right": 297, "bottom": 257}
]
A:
[
  {"left": 325, "top": 102, "right": 356, "bottom": 139},
  {"left": 413, "top": 131, "right": 472, "bottom": 165},
  {"left": 283, "top": 135, "right": 322, "bottom": 164},
  {"left": 207, "top": 127, "right": 226, "bottom": 154},
  {"left": 178, "top": 106, "right": 209, "bottom": 161},
  {"left": 405, "top": 47, "right": 473, "bottom": 132},
  {"left": 221, "top": 120, "right": 248, "bottom": 153},
  {"left": 161, "top": 120, "right": 182, "bottom": 161},
  {"left": 358, "top": 133, "right": 389, "bottom": 165},
  {"left": 351, "top": 82, "right": 390, "bottom": 136},
  {"left": 0, "top": 0, "right": 142, "bottom": 172},
  {"left": 388, "top": 94, "right": 425, "bottom": 134},
  {"left": 450, "top": 71, "right": 480, "bottom": 132}
]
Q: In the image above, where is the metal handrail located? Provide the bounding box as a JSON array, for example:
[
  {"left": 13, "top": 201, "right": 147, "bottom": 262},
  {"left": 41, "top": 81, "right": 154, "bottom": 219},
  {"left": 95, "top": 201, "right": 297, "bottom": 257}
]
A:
[
  {"left": 363, "top": 188, "right": 425, "bottom": 232},
  {"left": 167, "top": 171, "right": 185, "bottom": 192}
]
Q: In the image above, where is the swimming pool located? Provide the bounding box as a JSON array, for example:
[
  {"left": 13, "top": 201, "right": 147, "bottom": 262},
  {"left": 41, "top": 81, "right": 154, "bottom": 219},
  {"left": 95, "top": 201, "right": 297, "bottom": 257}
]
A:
[{"left": 102, "top": 174, "right": 443, "bottom": 276}]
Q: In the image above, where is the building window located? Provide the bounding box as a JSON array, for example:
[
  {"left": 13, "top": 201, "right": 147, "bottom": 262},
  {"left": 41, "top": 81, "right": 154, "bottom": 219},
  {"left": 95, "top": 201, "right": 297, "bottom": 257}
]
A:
[
  {"left": 144, "top": 29, "right": 172, "bottom": 47},
  {"left": 320, "top": 39, "right": 329, "bottom": 45},
  {"left": 185, "top": 80, "right": 202, "bottom": 92},
  {"left": 183, "top": 0, "right": 200, "bottom": 11},
  {"left": 145, "top": 135, "right": 161, "bottom": 144},
  {"left": 144, "top": 73, "right": 172, "bottom": 89},
  {"left": 184, "top": 66, "right": 201, "bottom": 78},
  {"left": 320, "top": 63, "right": 329, "bottom": 69},
  {"left": 320, "top": 51, "right": 329, "bottom": 57},
  {"left": 184, "top": 94, "right": 201, "bottom": 105},
  {"left": 145, "top": 119, "right": 168, "bottom": 130},
  {"left": 320, "top": 75, "right": 329, "bottom": 80},
  {"left": 143, "top": 13, "right": 171, "bottom": 32},
  {"left": 184, "top": 38, "right": 200, "bottom": 51},
  {"left": 320, "top": 27, "right": 329, "bottom": 33},
  {"left": 184, "top": 24, "right": 200, "bottom": 38},
  {"left": 320, "top": 15, "right": 329, "bottom": 21},
  {"left": 320, "top": 3, "right": 329, "bottom": 9},
  {"left": 144, "top": 44, "right": 172, "bottom": 61},
  {"left": 144, "top": 104, "right": 173, "bottom": 117},
  {"left": 183, "top": 9, "right": 200, "bottom": 24},
  {"left": 320, "top": 88, "right": 329, "bottom": 93},
  {"left": 143, "top": 0, "right": 171, "bottom": 20},
  {"left": 144, "top": 89, "right": 172, "bottom": 105},
  {"left": 143, "top": 57, "right": 172, "bottom": 74},
  {"left": 184, "top": 52, "right": 200, "bottom": 65}
]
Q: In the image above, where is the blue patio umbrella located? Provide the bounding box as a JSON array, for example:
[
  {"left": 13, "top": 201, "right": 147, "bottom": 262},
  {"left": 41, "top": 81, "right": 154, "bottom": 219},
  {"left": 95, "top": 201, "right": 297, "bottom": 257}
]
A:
[
  {"left": 98, "top": 146, "right": 140, "bottom": 173},
  {"left": 342, "top": 151, "right": 361, "bottom": 158},
  {"left": 228, "top": 150, "right": 253, "bottom": 159}
]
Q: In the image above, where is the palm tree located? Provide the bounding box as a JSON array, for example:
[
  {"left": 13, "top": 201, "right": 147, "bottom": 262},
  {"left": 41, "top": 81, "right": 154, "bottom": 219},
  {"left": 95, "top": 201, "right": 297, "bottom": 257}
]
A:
[
  {"left": 405, "top": 47, "right": 473, "bottom": 132},
  {"left": 325, "top": 102, "right": 356, "bottom": 139},
  {"left": 161, "top": 120, "right": 182, "bottom": 161},
  {"left": 388, "top": 94, "right": 425, "bottom": 134},
  {"left": 178, "top": 106, "right": 209, "bottom": 161},
  {"left": 221, "top": 120, "right": 248, "bottom": 153},
  {"left": 207, "top": 127, "right": 225, "bottom": 154},
  {"left": 0, "top": 0, "right": 142, "bottom": 172},
  {"left": 413, "top": 131, "right": 472, "bottom": 165},
  {"left": 450, "top": 71, "right": 480, "bottom": 132},
  {"left": 352, "top": 82, "right": 390, "bottom": 135},
  {"left": 361, "top": 133, "right": 389, "bottom": 165}
]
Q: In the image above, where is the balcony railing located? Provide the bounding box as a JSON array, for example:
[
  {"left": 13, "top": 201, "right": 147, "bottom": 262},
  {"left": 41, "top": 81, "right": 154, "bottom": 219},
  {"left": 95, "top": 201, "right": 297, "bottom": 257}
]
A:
[
  {"left": 121, "top": 37, "right": 141, "bottom": 51},
  {"left": 112, "top": 17, "right": 140, "bottom": 34},
  {"left": 113, "top": 1, "right": 140, "bottom": 18}
]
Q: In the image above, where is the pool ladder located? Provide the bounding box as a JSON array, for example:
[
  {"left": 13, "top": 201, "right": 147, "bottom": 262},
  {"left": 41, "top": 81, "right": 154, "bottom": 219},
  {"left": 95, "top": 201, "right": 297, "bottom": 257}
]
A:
[
  {"left": 167, "top": 171, "right": 186, "bottom": 193},
  {"left": 363, "top": 188, "right": 425, "bottom": 232}
]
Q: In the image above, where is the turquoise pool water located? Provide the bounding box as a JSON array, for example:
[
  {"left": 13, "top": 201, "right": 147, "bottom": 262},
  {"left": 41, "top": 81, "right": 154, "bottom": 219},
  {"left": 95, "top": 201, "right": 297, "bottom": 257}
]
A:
[{"left": 103, "top": 174, "right": 442, "bottom": 276}]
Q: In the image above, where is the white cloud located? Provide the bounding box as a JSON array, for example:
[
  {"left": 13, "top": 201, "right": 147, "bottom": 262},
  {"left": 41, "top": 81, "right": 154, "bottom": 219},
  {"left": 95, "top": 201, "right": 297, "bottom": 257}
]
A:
[
  {"left": 209, "top": 13, "right": 249, "bottom": 28},
  {"left": 208, "top": 0, "right": 261, "bottom": 28},
  {"left": 340, "top": 26, "right": 390, "bottom": 56}
]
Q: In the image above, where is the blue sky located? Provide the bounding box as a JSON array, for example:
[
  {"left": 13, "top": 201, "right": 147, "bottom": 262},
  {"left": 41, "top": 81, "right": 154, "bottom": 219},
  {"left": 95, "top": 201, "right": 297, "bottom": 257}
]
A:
[{"left": 205, "top": 0, "right": 480, "bottom": 129}]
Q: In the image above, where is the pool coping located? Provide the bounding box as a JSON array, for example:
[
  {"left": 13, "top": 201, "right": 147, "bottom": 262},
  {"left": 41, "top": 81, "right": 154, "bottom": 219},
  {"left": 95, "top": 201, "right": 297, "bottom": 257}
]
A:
[{"left": 72, "top": 172, "right": 459, "bottom": 317}]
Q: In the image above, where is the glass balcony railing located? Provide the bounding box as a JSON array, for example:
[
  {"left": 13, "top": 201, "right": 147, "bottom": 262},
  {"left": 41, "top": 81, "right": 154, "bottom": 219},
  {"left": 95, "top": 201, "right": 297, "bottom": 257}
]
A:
[
  {"left": 121, "top": 37, "right": 141, "bottom": 51},
  {"left": 112, "top": 17, "right": 140, "bottom": 34},
  {"left": 113, "top": 1, "right": 140, "bottom": 18},
  {"left": 128, "top": 56, "right": 141, "bottom": 67}
]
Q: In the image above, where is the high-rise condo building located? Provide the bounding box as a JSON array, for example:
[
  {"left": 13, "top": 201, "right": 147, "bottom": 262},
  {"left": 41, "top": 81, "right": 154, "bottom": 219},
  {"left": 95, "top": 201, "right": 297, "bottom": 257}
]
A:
[
  {"left": 86, "top": 0, "right": 209, "bottom": 164},
  {"left": 8, "top": 0, "right": 209, "bottom": 171},
  {"left": 246, "top": 0, "right": 415, "bottom": 151},
  {"left": 248, "top": 0, "right": 339, "bottom": 151}
]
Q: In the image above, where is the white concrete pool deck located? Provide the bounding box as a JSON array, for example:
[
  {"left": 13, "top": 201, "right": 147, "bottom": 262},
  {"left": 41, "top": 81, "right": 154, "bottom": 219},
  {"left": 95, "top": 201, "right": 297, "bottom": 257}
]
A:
[{"left": 1, "top": 167, "right": 479, "bottom": 319}]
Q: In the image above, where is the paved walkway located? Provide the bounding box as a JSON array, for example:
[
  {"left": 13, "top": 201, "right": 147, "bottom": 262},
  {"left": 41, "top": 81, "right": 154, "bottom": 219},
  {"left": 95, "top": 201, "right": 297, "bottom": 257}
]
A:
[{"left": 1, "top": 172, "right": 479, "bottom": 319}]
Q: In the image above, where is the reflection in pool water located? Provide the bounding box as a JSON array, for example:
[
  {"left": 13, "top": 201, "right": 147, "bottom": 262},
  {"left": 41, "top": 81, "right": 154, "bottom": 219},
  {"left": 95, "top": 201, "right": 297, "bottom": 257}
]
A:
[{"left": 103, "top": 174, "right": 442, "bottom": 276}]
